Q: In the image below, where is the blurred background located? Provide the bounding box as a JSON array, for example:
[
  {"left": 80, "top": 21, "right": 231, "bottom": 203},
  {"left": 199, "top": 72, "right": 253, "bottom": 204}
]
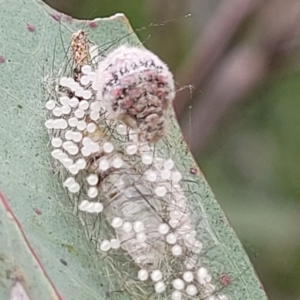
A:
[{"left": 44, "top": 0, "right": 300, "bottom": 299}]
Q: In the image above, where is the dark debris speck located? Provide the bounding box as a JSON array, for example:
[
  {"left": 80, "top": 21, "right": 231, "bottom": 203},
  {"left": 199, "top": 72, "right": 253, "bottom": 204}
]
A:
[{"left": 60, "top": 258, "right": 68, "bottom": 266}]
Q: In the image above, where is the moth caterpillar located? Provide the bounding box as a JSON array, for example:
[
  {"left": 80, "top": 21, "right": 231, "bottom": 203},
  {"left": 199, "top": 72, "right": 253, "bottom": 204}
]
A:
[{"left": 96, "top": 45, "right": 175, "bottom": 143}]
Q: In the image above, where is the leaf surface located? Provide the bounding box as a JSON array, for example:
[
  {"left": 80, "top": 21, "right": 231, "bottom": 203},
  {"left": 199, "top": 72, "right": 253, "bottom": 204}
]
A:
[{"left": 0, "top": 1, "right": 268, "bottom": 299}]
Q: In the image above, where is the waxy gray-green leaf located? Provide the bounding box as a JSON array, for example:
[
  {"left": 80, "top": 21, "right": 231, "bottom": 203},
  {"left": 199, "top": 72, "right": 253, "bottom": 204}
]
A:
[{"left": 0, "top": 1, "right": 268, "bottom": 299}]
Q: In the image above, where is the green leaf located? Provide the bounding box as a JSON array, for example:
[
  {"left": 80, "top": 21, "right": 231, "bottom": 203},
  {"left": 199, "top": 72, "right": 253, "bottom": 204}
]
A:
[
  {"left": 0, "top": 192, "right": 62, "bottom": 299},
  {"left": 0, "top": 1, "right": 268, "bottom": 299}
]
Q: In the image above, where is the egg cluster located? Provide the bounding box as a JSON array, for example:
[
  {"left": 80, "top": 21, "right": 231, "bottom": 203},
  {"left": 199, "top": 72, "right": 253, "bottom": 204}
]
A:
[{"left": 44, "top": 32, "right": 228, "bottom": 300}]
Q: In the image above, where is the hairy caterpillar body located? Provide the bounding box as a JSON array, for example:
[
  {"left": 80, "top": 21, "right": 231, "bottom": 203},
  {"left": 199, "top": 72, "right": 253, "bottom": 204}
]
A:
[
  {"left": 96, "top": 45, "right": 175, "bottom": 143},
  {"left": 44, "top": 30, "right": 228, "bottom": 300}
]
